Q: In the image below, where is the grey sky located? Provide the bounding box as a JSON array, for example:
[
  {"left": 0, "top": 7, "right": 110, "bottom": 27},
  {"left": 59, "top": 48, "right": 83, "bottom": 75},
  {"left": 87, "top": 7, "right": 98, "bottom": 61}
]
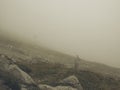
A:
[{"left": 0, "top": 0, "right": 120, "bottom": 68}]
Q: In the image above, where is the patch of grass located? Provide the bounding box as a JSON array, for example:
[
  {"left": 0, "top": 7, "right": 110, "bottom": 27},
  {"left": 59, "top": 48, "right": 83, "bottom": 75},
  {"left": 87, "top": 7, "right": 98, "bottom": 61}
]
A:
[
  {"left": 19, "top": 61, "right": 120, "bottom": 90},
  {"left": 65, "top": 69, "right": 120, "bottom": 90}
]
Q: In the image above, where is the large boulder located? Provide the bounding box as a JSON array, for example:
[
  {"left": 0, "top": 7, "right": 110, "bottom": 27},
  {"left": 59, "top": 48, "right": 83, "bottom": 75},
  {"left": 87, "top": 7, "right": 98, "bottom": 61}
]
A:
[
  {"left": 21, "top": 84, "right": 40, "bottom": 90},
  {"left": 0, "top": 54, "right": 14, "bottom": 71},
  {"left": 55, "top": 86, "right": 77, "bottom": 90},
  {"left": 38, "top": 84, "right": 54, "bottom": 90},
  {"left": 59, "top": 75, "right": 83, "bottom": 90},
  {"left": 0, "top": 54, "right": 35, "bottom": 85},
  {"left": 38, "top": 84, "right": 77, "bottom": 90},
  {"left": 0, "top": 54, "right": 39, "bottom": 90},
  {"left": 8, "top": 64, "right": 35, "bottom": 85}
]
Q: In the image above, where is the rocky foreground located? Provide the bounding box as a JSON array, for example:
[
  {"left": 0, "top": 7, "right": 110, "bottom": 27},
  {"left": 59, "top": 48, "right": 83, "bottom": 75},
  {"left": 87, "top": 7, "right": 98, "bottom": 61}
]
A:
[
  {"left": 0, "top": 53, "right": 120, "bottom": 90},
  {"left": 0, "top": 54, "right": 83, "bottom": 90}
]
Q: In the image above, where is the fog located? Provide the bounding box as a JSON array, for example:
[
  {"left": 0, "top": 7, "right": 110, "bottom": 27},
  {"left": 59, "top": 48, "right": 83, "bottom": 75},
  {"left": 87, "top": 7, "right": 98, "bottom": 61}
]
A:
[{"left": 0, "top": 0, "right": 120, "bottom": 68}]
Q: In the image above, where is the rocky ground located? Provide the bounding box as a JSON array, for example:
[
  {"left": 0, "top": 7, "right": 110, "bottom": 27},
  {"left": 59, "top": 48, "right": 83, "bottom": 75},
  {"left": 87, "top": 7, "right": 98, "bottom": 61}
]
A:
[
  {"left": 0, "top": 54, "right": 83, "bottom": 90},
  {"left": 0, "top": 54, "right": 120, "bottom": 90}
]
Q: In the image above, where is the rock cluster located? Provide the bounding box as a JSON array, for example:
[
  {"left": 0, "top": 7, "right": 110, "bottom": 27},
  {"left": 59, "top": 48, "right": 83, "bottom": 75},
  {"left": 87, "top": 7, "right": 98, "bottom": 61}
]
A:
[
  {"left": 0, "top": 54, "right": 83, "bottom": 90},
  {"left": 59, "top": 75, "right": 83, "bottom": 90},
  {"left": 38, "top": 75, "right": 83, "bottom": 90},
  {"left": 0, "top": 54, "right": 38, "bottom": 90}
]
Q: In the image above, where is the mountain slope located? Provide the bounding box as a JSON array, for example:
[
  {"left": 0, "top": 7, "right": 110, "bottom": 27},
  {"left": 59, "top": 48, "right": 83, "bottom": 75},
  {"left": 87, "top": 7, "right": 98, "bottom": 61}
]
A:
[{"left": 0, "top": 36, "right": 120, "bottom": 79}]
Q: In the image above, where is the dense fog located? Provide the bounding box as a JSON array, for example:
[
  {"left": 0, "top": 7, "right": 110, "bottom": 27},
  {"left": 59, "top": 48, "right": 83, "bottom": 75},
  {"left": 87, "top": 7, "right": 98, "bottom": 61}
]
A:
[{"left": 0, "top": 0, "right": 120, "bottom": 67}]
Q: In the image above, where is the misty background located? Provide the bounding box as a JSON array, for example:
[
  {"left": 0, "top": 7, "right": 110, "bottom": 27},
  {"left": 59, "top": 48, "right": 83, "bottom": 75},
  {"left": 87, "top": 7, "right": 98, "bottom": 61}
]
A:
[{"left": 0, "top": 0, "right": 120, "bottom": 68}]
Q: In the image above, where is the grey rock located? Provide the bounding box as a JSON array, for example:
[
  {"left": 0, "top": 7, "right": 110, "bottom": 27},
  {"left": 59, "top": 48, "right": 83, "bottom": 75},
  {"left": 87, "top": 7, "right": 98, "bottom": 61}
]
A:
[
  {"left": 0, "top": 54, "right": 35, "bottom": 85},
  {"left": 38, "top": 84, "right": 54, "bottom": 90},
  {"left": 59, "top": 75, "right": 83, "bottom": 90},
  {"left": 38, "top": 84, "right": 77, "bottom": 90},
  {"left": 8, "top": 64, "right": 35, "bottom": 85},
  {"left": 55, "top": 86, "right": 77, "bottom": 90}
]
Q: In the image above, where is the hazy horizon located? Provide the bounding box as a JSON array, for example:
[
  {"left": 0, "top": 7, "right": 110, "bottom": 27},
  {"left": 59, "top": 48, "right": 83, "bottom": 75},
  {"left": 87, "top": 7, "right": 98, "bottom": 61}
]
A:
[{"left": 0, "top": 0, "right": 120, "bottom": 68}]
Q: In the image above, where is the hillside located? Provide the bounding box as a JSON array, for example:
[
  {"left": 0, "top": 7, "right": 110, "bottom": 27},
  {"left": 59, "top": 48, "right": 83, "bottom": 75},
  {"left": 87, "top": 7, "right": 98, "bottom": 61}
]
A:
[
  {"left": 0, "top": 36, "right": 120, "bottom": 90},
  {"left": 0, "top": 36, "right": 120, "bottom": 79},
  {"left": 0, "top": 53, "right": 120, "bottom": 90}
]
